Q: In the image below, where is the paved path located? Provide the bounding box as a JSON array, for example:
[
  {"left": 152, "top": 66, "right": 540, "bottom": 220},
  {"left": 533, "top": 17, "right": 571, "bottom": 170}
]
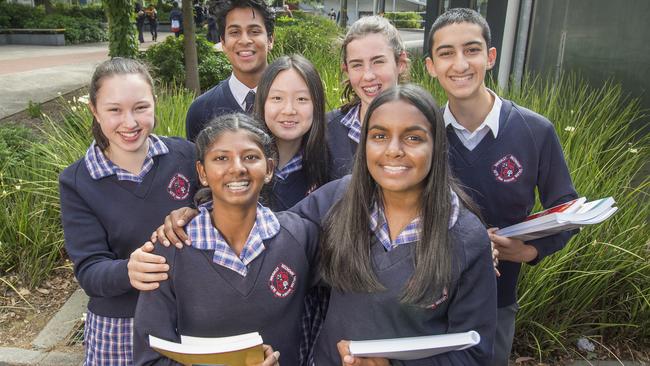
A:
[{"left": 0, "top": 34, "right": 172, "bottom": 120}]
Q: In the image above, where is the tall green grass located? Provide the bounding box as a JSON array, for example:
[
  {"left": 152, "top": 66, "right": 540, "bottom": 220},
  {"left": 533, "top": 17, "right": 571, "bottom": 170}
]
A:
[{"left": 0, "top": 53, "right": 647, "bottom": 361}]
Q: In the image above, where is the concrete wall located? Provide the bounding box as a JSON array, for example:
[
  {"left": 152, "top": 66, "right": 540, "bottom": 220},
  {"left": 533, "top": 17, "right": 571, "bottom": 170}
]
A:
[{"left": 0, "top": 33, "right": 65, "bottom": 46}]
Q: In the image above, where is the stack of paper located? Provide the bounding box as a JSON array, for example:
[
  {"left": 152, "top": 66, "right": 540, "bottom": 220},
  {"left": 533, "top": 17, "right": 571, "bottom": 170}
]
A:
[
  {"left": 149, "top": 331, "right": 264, "bottom": 365},
  {"left": 349, "top": 330, "right": 481, "bottom": 360},
  {"left": 496, "top": 197, "right": 618, "bottom": 241}
]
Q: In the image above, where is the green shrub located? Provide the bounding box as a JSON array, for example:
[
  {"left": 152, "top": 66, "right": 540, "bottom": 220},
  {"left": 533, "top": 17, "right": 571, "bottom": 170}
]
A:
[
  {"left": 271, "top": 12, "right": 341, "bottom": 58},
  {"left": 142, "top": 35, "right": 231, "bottom": 91},
  {"left": 384, "top": 11, "right": 423, "bottom": 29},
  {"left": 0, "top": 2, "right": 45, "bottom": 28},
  {"left": 24, "top": 15, "right": 107, "bottom": 44},
  {"left": 0, "top": 124, "right": 34, "bottom": 170}
]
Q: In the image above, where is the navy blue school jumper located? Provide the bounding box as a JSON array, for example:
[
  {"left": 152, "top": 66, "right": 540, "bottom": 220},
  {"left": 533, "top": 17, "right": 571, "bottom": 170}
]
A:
[
  {"left": 291, "top": 177, "right": 497, "bottom": 365},
  {"left": 132, "top": 211, "right": 320, "bottom": 366},
  {"left": 447, "top": 99, "right": 578, "bottom": 308},
  {"left": 185, "top": 78, "right": 244, "bottom": 142},
  {"left": 268, "top": 167, "right": 311, "bottom": 211},
  {"left": 59, "top": 137, "right": 198, "bottom": 318},
  {"left": 326, "top": 109, "right": 357, "bottom": 179}
]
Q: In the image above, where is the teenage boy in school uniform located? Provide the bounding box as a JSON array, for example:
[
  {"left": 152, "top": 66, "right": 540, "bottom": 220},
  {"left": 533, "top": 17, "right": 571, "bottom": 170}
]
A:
[
  {"left": 425, "top": 8, "right": 578, "bottom": 366},
  {"left": 184, "top": 0, "right": 274, "bottom": 141}
]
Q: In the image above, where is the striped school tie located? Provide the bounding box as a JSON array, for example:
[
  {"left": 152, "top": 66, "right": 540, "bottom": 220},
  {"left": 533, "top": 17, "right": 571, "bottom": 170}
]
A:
[{"left": 245, "top": 90, "right": 256, "bottom": 113}]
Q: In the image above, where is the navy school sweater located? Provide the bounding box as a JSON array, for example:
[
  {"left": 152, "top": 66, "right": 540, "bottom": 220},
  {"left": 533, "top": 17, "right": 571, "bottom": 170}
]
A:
[
  {"left": 133, "top": 211, "right": 320, "bottom": 366},
  {"left": 185, "top": 78, "right": 244, "bottom": 142},
  {"left": 326, "top": 109, "right": 357, "bottom": 179},
  {"left": 268, "top": 167, "right": 311, "bottom": 211},
  {"left": 291, "top": 177, "right": 496, "bottom": 365},
  {"left": 58, "top": 137, "right": 198, "bottom": 318},
  {"left": 447, "top": 99, "right": 578, "bottom": 308}
]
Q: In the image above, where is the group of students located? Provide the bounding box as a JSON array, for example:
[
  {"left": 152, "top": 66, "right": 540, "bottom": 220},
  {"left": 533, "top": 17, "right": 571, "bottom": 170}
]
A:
[{"left": 58, "top": 1, "right": 578, "bottom": 365}]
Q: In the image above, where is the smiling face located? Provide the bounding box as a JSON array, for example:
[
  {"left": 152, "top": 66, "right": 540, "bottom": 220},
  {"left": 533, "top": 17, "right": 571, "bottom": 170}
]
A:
[
  {"left": 365, "top": 99, "right": 433, "bottom": 199},
  {"left": 263, "top": 68, "right": 314, "bottom": 145},
  {"left": 344, "top": 33, "right": 406, "bottom": 111},
  {"left": 221, "top": 7, "right": 273, "bottom": 85},
  {"left": 425, "top": 22, "right": 496, "bottom": 104},
  {"left": 196, "top": 130, "right": 274, "bottom": 210},
  {"left": 90, "top": 73, "right": 155, "bottom": 160}
]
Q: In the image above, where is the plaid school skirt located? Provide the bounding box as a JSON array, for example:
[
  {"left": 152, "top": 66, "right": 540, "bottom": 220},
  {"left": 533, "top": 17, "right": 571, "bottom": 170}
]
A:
[{"left": 84, "top": 310, "right": 133, "bottom": 366}]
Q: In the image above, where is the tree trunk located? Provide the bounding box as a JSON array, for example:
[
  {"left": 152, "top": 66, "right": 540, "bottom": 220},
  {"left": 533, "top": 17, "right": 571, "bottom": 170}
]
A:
[
  {"left": 103, "top": 0, "right": 139, "bottom": 58},
  {"left": 338, "top": 0, "right": 348, "bottom": 28},
  {"left": 182, "top": 0, "right": 201, "bottom": 95}
]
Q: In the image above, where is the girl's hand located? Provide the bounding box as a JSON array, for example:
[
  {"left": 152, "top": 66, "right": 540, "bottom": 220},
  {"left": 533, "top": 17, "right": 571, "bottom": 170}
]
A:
[
  {"left": 488, "top": 228, "right": 538, "bottom": 263},
  {"left": 127, "top": 242, "right": 169, "bottom": 291},
  {"left": 150, "top": 207, "right": 199, "bottom": 248},
  {"left": 258, "top": 344, "right": 280, "bottom": 366},
  {"left": 337, "top": 340, "right": 390, "bottom": 366}
]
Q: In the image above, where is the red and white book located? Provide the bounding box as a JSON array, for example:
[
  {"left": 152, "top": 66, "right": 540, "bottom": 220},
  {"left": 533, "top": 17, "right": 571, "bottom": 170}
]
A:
[{"left": 495, "top": 197, "right": 617, "bottom": 241}]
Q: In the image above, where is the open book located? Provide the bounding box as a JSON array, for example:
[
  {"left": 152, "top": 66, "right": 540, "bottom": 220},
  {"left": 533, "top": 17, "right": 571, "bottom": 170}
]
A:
[
  {"left": 349, "top": 330, "right": 480, "bottom": 360},
  {"left": 495, "top": 197, "right": 618, "bottom": 241},
  {"left": 149, "top": 331, "right": 264, "bottom": 366}
]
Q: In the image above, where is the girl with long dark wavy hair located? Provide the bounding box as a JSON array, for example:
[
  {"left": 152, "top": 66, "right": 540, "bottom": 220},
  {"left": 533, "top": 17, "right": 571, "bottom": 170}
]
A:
[{"left": 292, "top": 84, "right": 497, "bottom": 365}]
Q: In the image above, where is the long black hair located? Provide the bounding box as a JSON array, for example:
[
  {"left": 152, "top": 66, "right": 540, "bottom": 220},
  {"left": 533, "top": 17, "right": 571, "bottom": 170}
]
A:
[
  {"left": 254, "top": 54, "right": 330, "bottom": 191},
  {"left": 320, "top": 84, "right": 474, "bottom": 306}
]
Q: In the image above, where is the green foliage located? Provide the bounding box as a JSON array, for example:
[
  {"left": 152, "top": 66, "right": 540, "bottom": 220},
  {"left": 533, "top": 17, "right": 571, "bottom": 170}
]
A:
[
  {"left": 0, "top": 2, "right": 106, "bottom": 43},
  {"left": 0, "top": 124, "right": 33, "bottom": 170},
  {"left": 142, "top": 35, "right": 231, "bottom": 91},
  {"left": 26, "top": 100, "right": 42, "bottom": 118},
  {"left": 271, "top": 11, "right": 341, "bottom": 58},
  {"left": 23, "top": 14, "right": 107, "bottom": 44},
  {"left": 0, "top": 2, "right": 45, "bottom": 28},
  {"left": 104, "top": 0, "right": 139, "bottom": 58},
  {"left": 384, "top": 11, "right": 423, "bottom": 29}
]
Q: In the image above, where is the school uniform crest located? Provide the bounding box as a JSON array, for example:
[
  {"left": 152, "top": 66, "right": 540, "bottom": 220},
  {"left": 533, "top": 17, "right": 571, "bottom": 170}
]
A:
[
  {"left": 492, "top": 154, "right": 523, "bottom": 183},
  {"left": 268, "top": 263, "right": 296, "bottom": 298},
  {"left": 167, "top": 173, "right": 190, "bottom": 200}
]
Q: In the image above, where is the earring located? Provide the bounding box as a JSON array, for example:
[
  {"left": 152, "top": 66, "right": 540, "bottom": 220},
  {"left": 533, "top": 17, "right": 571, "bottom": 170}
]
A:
[{"left": 264, "top": 177, "right": 271, "bottom": 183}]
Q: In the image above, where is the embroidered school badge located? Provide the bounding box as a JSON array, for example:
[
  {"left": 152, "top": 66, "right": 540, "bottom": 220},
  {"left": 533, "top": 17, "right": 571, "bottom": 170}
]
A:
[
  {"left": 167, "top": 173, "right": 190, "bottom": 200},
  {"left": 492, "top": 154, "right": 523, "bottom": 183},
  {"left": 268, "top": 263, "right": 297, "bottom": 298}
]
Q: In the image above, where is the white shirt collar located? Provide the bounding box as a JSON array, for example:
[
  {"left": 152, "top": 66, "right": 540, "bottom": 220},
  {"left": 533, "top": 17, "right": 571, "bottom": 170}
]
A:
[
  {"left": 444, "top": 88, "right": 502, "bottom": 138},
  {"left": 228, "top": 73, "right": 258, "bottom": 110}
]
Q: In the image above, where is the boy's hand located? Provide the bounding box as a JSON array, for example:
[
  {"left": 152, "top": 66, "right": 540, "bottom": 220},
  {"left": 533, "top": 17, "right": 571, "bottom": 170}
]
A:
[
  {"left": 258, "top": 345, "right": 280, "bottom": 366},
  {"left": 337, "top": 340, "right": 390, "bottom": 366},
  {"left": 488, "top": 228, "right": 538, "bottom": 263},
  {"left": 151, "top": 207, "right": 199, "bottom": 248},
  {"left": 127, "top": 242, "right": 169, "bottom": 291}
]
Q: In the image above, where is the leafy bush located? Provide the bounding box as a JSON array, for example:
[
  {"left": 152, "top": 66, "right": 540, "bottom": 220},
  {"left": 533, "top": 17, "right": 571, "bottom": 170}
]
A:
[
  {"left": 0, "top": 1, "right": 106, "bottom": 44},
  {"left": 0, "top": 2, "right": 45, "bottom": 28},
  {"left": 24, "top": 15, "right": 107, "bottom": 44},
  {"left": 271, "top": 11, "right": 341, "bottom": 58},
  {"left": 384, "top": 11, "right": 423, "bottom": 29},
  {"left": 142, "top": 35, "right": 231, "bottom": 91}
]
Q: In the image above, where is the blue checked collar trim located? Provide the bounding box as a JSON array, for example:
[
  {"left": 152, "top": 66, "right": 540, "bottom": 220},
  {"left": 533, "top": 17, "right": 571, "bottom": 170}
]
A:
[
  {"left": 369, "top": 190, "right": 460, "bottom": 251},
  {"left": 340, "top": 104, "right": 362, "bottom": 144},
  {"left": 275, "top": 151, "right": 303, "bottom": 181},
  {"left": 83, "top": 134, "right": 168, "bottom": 182},
  {"left": 369, "top": 202, "right": 421, "bottom": 251},
  {"left": 188, "top": 201, "right": 280, "bottom": 276}
]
